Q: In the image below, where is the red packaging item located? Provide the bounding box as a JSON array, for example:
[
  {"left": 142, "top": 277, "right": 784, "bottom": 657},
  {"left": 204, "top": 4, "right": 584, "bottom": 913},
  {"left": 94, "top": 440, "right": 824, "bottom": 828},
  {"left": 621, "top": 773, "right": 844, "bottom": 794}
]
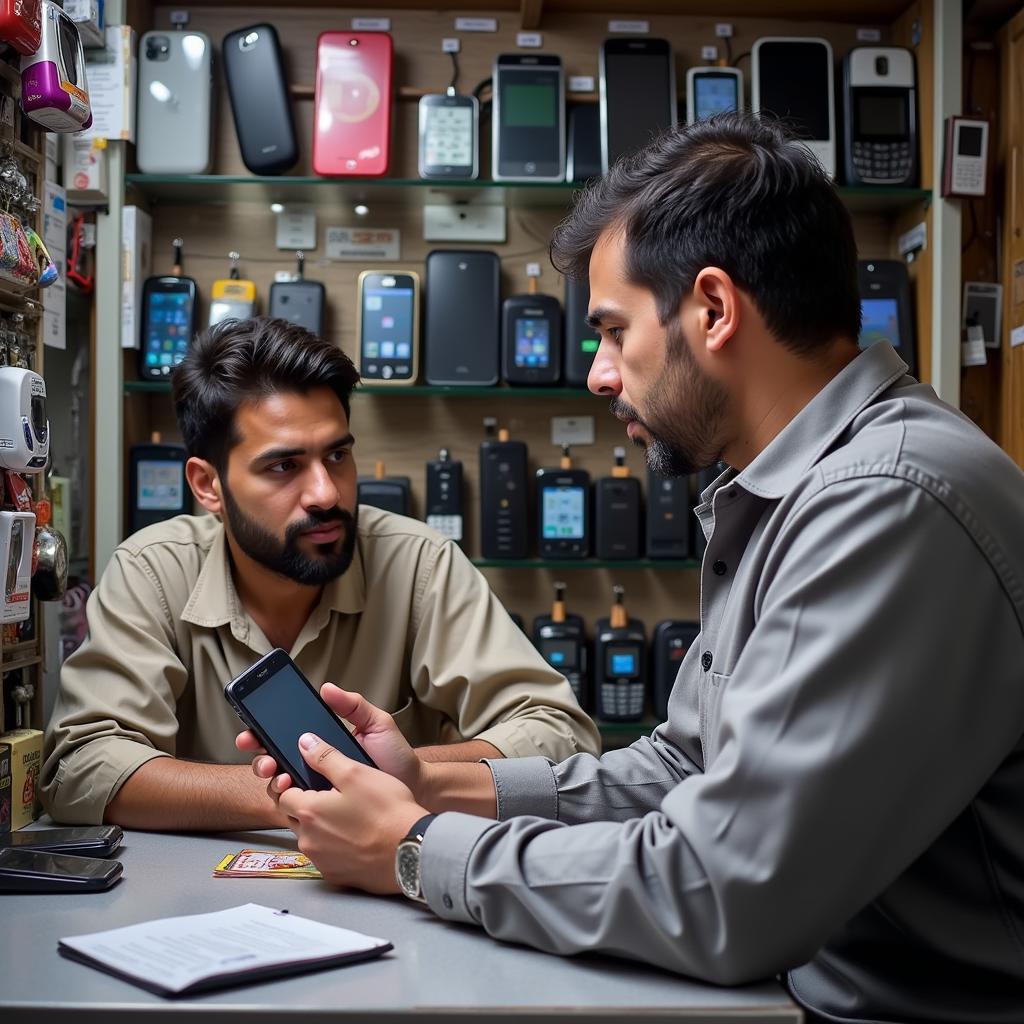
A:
[{"left": 0, "top": 0, "right": 41, "bottom": 57}]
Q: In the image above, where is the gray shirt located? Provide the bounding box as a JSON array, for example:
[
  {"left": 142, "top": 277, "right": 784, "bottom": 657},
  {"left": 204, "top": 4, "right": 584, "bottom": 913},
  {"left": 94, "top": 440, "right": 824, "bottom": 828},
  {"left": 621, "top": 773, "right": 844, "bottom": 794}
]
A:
[{"left": 420, "top": 343, "right": 1024, "bottom": 1023}]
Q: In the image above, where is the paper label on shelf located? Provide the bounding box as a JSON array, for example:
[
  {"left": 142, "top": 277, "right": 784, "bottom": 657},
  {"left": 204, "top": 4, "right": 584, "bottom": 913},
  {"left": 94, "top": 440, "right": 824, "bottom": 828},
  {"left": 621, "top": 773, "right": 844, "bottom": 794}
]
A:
[
  {"left": 898, "top": 222, "right": 927, "bottom": 257},
  {"left": 275, "top": 204, "right": 317, "bottom": 251},
  {"left": 517, "top": 32, "right": 542, "bottom": 48},
  {"left": 1011, "top": 324, "right": 1024, "bottom": 348},
  {"left": 42, "top": 182, "right": 67, "bottom": 350},
  {"left": 325, "top": 227, "right": 400, "bottom": 261},
  {"left": 352, "top": 17, "right": 390, "bottom": 30},
  {"left": 609, "top": 20, "right": 649, "bottom": 33},
  {"left": 551, "top": 416, "right": 595, "bottom": 446},
  {"left": 961, "top": 325, "right": 987, "bottom": 366},
  {"left": 701, "top": 45, "right": 718, "bottom": 61},
  {"left": 568, "top": 75, "right": 595, "bottom": 93},
  {"left": 857, "top": 28, "right": 882, "bottom": 42},
  {"left": 442, "top": 38, "right": 460, "bottom": 53},
  {"left": 455, "top": 17, "right": 497, "bottom": 32}
]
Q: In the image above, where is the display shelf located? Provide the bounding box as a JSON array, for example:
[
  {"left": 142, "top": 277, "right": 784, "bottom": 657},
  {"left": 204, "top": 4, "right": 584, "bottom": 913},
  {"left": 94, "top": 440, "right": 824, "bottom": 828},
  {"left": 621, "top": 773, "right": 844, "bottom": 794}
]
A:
[
  {"left": 473, "top": 558, "right": 697, "bottom": 570},
  {"left": 125, "top": 173, "right": 932, "bottom": 215},
  {"left": 124, "top": 380, "right": 600, "bottom": 398}
]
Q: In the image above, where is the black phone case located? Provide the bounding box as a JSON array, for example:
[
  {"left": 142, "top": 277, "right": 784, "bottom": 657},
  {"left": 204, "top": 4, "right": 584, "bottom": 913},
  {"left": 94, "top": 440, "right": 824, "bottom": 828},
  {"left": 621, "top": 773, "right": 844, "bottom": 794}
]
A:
[
  {"left": 425, "top": 250, "right": 500, "bottom": 386},
  {"left": 222, "top": 24, "right": 299, "bottom": 175},
  {"left": 269, "top": 279, "right": 326, "bottom": 335}
]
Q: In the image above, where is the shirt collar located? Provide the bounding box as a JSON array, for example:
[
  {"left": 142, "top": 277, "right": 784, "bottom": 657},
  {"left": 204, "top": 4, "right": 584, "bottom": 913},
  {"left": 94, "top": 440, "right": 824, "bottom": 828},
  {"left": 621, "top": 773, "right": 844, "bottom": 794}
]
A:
[
  {"left": 734, "top": 342, "right": 910, "bottom": 501},
  {"left": 181, "top": 522, "right": 366, "bottom": 637}
]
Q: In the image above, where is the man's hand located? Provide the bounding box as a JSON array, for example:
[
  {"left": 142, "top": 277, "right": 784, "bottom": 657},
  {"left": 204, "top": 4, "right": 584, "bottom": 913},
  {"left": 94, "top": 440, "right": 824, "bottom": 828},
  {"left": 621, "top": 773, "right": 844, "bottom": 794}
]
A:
[
  {"left": 276, "top": 732, "right": 428, "bottom": 894},
  {"left": 236, "top": 683, "right": 425, "bottom": 798}
]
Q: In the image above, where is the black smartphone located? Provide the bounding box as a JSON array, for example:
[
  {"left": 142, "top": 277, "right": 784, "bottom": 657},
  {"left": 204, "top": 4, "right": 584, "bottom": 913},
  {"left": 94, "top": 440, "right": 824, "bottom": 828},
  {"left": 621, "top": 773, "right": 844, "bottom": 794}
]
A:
[
  {"left": 224, "top": 649, "right": 377, "bottom": 791},
  {"left": 138, "top": 275, "right": 198, "bottom": 381},
  {"left": 0, "top": 848, "right": 124, "bottom": 893},
  {"left": 424, "top": 250, "right": 500, "bottom": 386},
  {"left": 492, "top": 53, "right": 565, "bottom": 182},
  {"left": 1, "top": 825, "right": 123, "bottom": 857},
  {"left": 222, "top": 24, "right": 298, "bottom": 175},
  {"left": 269, "top": 279, "right": 326, "bottom": 335}
]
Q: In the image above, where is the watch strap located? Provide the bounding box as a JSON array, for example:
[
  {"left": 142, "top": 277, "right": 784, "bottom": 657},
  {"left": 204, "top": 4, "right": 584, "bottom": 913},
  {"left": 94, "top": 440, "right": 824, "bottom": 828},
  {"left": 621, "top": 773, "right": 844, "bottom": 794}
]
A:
[{"left": 406, "top": 813, "right": 438, "bottom": 842}]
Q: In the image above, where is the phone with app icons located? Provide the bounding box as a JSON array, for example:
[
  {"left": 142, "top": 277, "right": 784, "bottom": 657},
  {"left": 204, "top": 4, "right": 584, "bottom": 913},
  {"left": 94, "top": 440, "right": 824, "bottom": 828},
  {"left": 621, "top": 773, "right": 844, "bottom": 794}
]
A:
[
  {"left": 138, "top": 276, "right": 198, "bottom": 381},
  {"left": 356, "top": 270, "right": 420, "bottom": 386}
]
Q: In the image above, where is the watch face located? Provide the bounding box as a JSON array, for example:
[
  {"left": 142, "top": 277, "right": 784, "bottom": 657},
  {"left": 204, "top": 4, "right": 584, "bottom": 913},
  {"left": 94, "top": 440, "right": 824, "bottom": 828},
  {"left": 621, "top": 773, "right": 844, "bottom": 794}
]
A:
[{"left": 396, "top": 840, "right": 422, "bottom": 900}]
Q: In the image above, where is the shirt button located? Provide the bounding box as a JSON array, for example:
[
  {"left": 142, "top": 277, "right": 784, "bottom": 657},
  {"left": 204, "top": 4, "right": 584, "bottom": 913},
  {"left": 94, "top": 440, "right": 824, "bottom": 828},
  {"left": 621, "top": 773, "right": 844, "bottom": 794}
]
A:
[
  {"left": 701, "top": 651, "right": 713, "bottom": 671},
  {"left": 442, "top": 894, "right": 453, "bottom": 909},
  {"left": 712, "top": 560, "right": 727, "bottom": 576}
]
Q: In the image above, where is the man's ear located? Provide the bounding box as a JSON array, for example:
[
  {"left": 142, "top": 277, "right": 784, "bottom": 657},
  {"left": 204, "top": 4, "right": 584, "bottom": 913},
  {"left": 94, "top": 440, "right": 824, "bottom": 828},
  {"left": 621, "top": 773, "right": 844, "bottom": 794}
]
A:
[
  {"left": 692, "top": 267, "right": 740, "bottom": 354},
  {"left": 186, "top": 457, "right": 224, "bottom": 516}
]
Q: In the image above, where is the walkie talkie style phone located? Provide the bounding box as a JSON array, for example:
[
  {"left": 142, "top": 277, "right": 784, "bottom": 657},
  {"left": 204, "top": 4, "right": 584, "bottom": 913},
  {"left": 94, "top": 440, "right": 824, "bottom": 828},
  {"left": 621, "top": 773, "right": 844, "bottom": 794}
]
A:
[
  {"left": 595, "top": 584, "right": 647, "bottom": 722},
  {"left": 130, "top": 431, "right": 191, "bottom": 535},
  {"left": 425, "top": 447, "right": 464, "bottom": 545},
  {"left": 270, "top": 252, "right": 326, "bottom": 336},
  {"left": 502, "top": 278, "right": 562, "bottom": 386},
  {"left": 222, "top": 23, "right": 299, "bottom": 175},
  {"left": 596, "top": 447, "right": 642, "bottom": 560},
  {"left": 652, "top": 620, "right": 700, "bottom": 721},
  {"left": 564, "top": 276, "right": 599, "bottom": 388},
  {"left": 138, "top": 238, "right": 198, "bottom": 381},
  {"left": 357, "top": 460, "right": 411, "bottom": 517},
  {"left": 532, "top": 581, "right": 590, "bottom": 710},
  {"left": 209, "top": 252, "right": 257, "bottom": 327},
  {"left": 536, "top": 445, "right": 590, "bottom": 559},
  {"left": 646, "top": 469, "right": 691, "bottom": 560},
  {"left": 479, "top": 419, "right": 529, "bottom": 559}
]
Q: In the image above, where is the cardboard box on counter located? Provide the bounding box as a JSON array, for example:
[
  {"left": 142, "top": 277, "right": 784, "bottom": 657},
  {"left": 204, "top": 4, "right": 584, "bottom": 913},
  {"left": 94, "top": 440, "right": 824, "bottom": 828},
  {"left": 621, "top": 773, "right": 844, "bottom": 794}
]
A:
[{"left": 0, "top": 729, "right": 42, "bottom": 831}]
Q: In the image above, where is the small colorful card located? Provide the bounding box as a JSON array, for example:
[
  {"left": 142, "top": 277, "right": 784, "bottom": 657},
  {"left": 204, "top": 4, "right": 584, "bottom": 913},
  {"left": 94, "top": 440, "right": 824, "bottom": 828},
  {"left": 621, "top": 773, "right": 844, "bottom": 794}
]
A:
[{"left": 214, "top": 849, "right": 322, "bottom": 880}]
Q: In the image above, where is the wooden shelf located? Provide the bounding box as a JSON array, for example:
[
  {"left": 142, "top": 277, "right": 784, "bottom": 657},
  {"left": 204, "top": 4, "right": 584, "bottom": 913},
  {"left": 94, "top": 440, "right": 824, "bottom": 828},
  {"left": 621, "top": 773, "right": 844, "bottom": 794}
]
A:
[{"left": 474, "top": 559, "right": 697, "bottom": 570}]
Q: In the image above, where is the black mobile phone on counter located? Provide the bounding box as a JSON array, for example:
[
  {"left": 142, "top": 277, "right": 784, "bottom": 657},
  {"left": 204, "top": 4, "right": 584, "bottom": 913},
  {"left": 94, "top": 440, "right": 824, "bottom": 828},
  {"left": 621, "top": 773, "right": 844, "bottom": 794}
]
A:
[
  {"left": 1, "top": 825, "right": 123, "bottom": 857},
  {"left": 0, "top": 848, "right": 123, "bottom": 893},
  {"left": 224, "top": 648, "right": 377, "bottom": 791}
]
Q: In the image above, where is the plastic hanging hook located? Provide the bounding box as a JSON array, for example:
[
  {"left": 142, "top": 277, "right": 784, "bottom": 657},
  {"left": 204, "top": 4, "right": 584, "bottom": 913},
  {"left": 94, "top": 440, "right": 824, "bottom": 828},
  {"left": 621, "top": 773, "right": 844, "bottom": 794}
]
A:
[
  {"left": 172, "top": 237, "right": 184, "bottom": 276},
  {"left": 295, "top": 251, "right": 305, "bottom": 279},
  {"left": 229, "top": 251, "right": 240, "bottom": 280}
]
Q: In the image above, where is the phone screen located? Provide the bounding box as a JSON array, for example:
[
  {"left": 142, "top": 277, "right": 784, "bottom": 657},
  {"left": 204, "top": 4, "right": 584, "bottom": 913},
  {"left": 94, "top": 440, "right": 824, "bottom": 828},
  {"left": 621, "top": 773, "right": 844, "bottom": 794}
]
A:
[
  {"left": 360, "top": 277, "right": 415, "bottom": 380},
  {"left": 541, "top": 638, "right": 578, "bottom": 670},
  {"left": 859, "top": 297, "right": 902, "bottom": 350},
  {"left": 542, "top": 485, "right": 585, "bottom": 540},
  {"left": 423, "top": 104, "right": 474, "bottom": 168},
  {"left": 514, "top": 317, "right": 550, "bottom": 368},
  {"left": 136, "top": 459, "right": 185, "bottom": 510},
  {"left": 606, "top": 646, "right": 640, "bottom": 678},
  {"left": 855, "top": 93, "right": 908, "bottom": 138},
  {"left": 756, "top": 42, "right": 831, "bottom": 141},
  {"left": 694, "top": 75, "right": 739, "bottom": 119},
  {"left": 497, "top": 66, "right": 561, "bottom": 170},
  {"left": 604, "top": 49, "right": 674, "bottom": 161},
  {"left": 232, "top": 657, "right": 375, "bottom": 790},
  {"left": 144, "top": 289, "right": 193, "bottom": 374}
]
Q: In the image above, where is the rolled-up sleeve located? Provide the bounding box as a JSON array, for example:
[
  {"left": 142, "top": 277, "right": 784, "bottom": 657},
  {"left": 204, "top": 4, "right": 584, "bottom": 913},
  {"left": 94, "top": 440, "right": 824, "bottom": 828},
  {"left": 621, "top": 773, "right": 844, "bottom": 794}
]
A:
[
  {"left": 408, "top": 539, "right": 600, "bottom": 760},
  {"left": 419, "top": 480, "right": 1024, "bottom": 984},
  {"left": 41, "top": 549, "right": 188, "bottom": 823}
]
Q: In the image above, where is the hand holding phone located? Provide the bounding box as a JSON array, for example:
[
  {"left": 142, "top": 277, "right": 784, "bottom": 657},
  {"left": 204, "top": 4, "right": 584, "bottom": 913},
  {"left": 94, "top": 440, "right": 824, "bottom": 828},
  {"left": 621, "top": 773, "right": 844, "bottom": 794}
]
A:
[{"left": 225, "top": 650, "right": 377, "bottom": 792}]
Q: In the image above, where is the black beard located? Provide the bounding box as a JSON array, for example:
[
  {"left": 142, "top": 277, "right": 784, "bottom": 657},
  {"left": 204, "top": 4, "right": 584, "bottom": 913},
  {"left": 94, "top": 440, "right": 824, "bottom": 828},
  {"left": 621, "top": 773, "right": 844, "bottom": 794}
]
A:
[{"left": 221, "top": 483, "right": 358, "bottom": 586}]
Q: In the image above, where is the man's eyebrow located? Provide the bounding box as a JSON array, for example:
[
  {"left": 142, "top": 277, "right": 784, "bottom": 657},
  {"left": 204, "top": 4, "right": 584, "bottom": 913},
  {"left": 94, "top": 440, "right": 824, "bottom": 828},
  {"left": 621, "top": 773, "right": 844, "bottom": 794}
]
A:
[
  {"left": 250, "top": 434, "right": 355, "bottom": 467},
  {"left": 585, "top": 307, "right": 622, "bottom": 329}
]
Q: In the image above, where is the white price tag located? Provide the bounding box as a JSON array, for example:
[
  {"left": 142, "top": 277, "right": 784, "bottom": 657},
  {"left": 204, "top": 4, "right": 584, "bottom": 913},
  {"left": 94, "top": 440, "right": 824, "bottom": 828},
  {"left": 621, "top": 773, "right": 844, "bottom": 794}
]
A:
[
  {"left": 274, "top": 204, "right": 317, "bottom": 251},
  {"left": 517, "top": 32, "right": 542, "bottom": 48},
  {"left": 325, "top": 226, "right": 401, "bottom": 261},
  {"left": 961, "top": 327, "right": 988, "bottom": 367},
  {"left": 525, "top": 262, "right": 541, "bottom": 278},
  {"left": 609, "top": 19, "right": 649, "bottom": 33},
  {"left": 352, "top": 17, "right": 390, "bottom": 30},
  {"left": 701, "top": 45, "right": 718, "bottom": 61},
  {"left": 715, "top": 23, "right": 734, "bottom": 37},
  {"left": 455, "top": 17, "right": 497, "bottom": 32},
  {"left": 1011, "top": 325, "right": 1024, "bottom": 348},
  {"left": 568, "top": 75, "right": 595, "bottom": 93},
  {"left": 442, "top": 38, "right": 460, "bottom": 53},
  {"left": 857, "top": 28, "right": 882, "bottom": 42}
]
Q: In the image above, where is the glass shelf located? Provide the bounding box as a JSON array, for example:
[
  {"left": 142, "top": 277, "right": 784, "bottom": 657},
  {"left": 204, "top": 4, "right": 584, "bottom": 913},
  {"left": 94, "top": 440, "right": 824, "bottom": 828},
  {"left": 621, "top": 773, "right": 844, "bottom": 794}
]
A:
[
  {"left": 125, "top": 173, "right": 932, "bottom": 215},
  {"left": 473, "top": 558, "right": 697, "bottom": 570},
  {"left": 125, "top": 380, "right": 601, "bottom": 398}
]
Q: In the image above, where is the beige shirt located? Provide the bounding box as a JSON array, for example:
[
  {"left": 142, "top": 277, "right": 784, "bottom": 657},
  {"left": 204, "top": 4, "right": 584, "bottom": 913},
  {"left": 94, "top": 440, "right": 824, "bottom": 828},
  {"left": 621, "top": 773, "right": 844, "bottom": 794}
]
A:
[{"left": 42, "top": 507, "right": 598, "bottom": 824}]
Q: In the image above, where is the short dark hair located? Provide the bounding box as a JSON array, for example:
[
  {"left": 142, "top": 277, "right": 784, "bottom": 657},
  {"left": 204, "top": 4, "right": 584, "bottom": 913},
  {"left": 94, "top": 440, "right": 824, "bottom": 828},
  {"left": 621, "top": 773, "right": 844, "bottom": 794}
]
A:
[
  {"left": 172, "top": 317, "right": 360, "bottom": 471},
  {"left": 550, "top": 113, "right": 861, "bottom": 355}
]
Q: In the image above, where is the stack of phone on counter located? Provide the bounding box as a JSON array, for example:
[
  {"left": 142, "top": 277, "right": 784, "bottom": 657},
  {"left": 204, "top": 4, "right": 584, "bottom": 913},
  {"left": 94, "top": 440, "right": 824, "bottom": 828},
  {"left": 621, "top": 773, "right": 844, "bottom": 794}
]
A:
[{"left": 0, "top": 826, "right": 124, "bottom": 893}]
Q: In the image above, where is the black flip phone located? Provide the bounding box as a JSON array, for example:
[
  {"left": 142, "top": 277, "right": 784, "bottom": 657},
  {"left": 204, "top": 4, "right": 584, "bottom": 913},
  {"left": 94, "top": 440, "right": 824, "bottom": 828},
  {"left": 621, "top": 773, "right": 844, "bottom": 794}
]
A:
[
  {"left": 652, "top": 620, "right": 700, "bottom": 721},
  {"left": 138, "top": 276, "right": 198, "bottom": 381},
  {"left": 646, "top": 470, "right": 691, "bottom": 560},
  {"left": 1, "top": 826, "right": 123, "bottom": 857},
  {"left": 0, "top": 848, "right": 123, "bottom": 893},
  {"left": 425, "top": 448, "right": 464, "bottom": 545},
  {"left": 479, "top": 422, "right": 529, "bottom": 559},
  {"left": 222, "top": 24, "right": 298, "bottom": 175},
  {"left": 563, "top": 276, "right": 599, "bottom": 388},
  {"left": 224, "top": 648, "right": 377, "bottom": 792},
  {"left": 129, "top": 440, "right": 190, "bottom": 535},
  {"left": 502, "top": 293, "right": 562, "bottom": 386},
  {"left": 425, "top": 250, "right": 500, "bottom": 386}
]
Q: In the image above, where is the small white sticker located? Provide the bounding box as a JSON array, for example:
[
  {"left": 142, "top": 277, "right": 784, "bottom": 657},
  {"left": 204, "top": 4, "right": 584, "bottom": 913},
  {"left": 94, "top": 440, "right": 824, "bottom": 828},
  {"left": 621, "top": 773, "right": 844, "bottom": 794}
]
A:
[
  {"left": 455, "top": 16, "right": 497, "bottom": 32},
  {"left": 441, "top": 38, "right": 460, "bottom": 53},
  {"left": 898, "top": 222, "right": 927, "bottom": 257},
  {"left": 325, "top": 226, "right": 400, "bottom": 261},
  {"left": 525, "top": 262, "right": 541, "bottom": 278},
  {"left": 961, "top": 327, "right": 988, "bottom": 366},
  {"left": 551, "top": 416, "right": 595, "bottom": 447},
  {"left": 1011, "top": 324, "right": 1024, "bottom": 348},
  {"left": 273, "top": 270, "right": 294, "bottom": 283},
  {"left": 609, "top": 19, "right": 649, "bottom": 33},
  {"left": 715, "top": 23, "right": 734, "bottom": 38},
  {"left": 517, "top": 32, "right": 542, "bottom": 48},
  {"left": 568, "top": 75, "right": 595, "bottom": 93},
  {"left": 857, "top": 27, "right": 882, "bottom": 42},
  {"left": 275, "top": 204, "right": 317, "bottom": 251},
  {"left": 701, "top": 45, "right": 718, "bottom": 61},
  {"left": 352, "top": 17, "right": 390, "bottom": 31}
]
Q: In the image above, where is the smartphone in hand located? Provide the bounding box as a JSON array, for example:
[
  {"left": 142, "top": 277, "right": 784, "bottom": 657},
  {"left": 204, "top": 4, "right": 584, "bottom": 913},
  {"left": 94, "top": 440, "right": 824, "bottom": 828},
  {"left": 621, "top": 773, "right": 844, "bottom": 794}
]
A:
[{"left": 224, "top": 649, "right": 377, "bottom": 791}]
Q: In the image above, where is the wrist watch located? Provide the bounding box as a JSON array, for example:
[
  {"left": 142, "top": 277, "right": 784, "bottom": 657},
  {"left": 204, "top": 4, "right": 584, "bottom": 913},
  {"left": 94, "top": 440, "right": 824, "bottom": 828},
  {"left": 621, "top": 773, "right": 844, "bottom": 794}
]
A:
[{"left": 395, "top": 814, "right": 438, "bottom": 903}]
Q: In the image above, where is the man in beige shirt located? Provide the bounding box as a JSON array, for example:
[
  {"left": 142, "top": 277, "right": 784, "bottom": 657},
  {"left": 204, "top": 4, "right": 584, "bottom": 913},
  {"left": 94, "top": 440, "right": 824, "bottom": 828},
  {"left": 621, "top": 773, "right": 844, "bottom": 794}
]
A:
[{"left": 41, "top": 317, "right": 598, "bottom": 829}]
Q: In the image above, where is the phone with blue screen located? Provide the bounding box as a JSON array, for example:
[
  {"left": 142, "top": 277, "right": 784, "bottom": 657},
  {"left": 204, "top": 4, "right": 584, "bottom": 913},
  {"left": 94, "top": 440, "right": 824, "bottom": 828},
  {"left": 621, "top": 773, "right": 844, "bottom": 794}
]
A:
[
  {"left": 224, "top": 649, "right": 377, "bottom": 791},
  {"left": 138, "top": 276, "right": 198, "bottom": 381}
]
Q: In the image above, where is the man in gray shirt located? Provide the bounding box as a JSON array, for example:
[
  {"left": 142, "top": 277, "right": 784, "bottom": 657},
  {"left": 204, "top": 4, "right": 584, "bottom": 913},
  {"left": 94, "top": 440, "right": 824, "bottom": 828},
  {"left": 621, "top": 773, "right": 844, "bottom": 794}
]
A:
[{"left": 240, "top": 115, "right": 1024, "bottom": 1022}]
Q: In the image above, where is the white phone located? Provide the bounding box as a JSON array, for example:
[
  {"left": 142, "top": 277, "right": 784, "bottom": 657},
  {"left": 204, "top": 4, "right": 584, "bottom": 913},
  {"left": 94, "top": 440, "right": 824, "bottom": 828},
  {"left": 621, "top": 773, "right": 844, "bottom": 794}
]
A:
[{"left": 136, "top": 30, "right": 214, "bottom": 174}]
